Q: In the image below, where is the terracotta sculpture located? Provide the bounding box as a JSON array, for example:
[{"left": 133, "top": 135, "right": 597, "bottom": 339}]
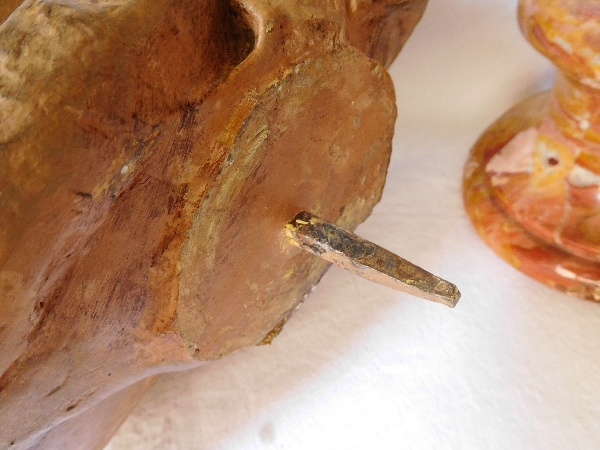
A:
[
  {"left": 464, "top": 0, "right": 600, "bottom": 301},
  {"left": 0, "top": 0, "right": 435, "bottom": 448}
]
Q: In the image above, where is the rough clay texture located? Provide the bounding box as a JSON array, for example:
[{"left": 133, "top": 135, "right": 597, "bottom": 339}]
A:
[{"left": 0, "top": 0, "right": 426, "bottom": 448}]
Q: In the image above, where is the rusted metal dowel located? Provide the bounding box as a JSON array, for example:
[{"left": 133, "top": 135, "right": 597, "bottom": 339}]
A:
[{"left": 286, "top": 211, "right": 460, "bottom": 307}]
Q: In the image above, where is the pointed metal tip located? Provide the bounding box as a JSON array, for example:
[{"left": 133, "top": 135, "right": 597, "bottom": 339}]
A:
[
  {"left": 436, "top": 282, "right": 461, "bottom": 308},
  {"left": 286, "top": 211, "right": 460, "bottom": 308}
]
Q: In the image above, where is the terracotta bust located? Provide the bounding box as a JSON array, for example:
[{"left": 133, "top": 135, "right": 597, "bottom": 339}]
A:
[{"left": 0, "top": 0, "right": 427, "bottom": 448}]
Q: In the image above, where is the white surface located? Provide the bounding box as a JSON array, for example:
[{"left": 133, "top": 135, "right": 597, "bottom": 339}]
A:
[{"left": 106, "top": 1, "right": 600, "bottom": 449}]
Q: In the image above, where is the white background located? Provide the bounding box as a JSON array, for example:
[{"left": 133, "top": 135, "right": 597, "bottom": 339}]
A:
[{"left": 106, "top": 0, "right": 600, "bottom": 448}]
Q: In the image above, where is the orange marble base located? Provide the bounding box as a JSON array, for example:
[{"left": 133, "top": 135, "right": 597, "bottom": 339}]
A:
[{"left": 463, "top": 92, "right": 600, "bottom": 301}]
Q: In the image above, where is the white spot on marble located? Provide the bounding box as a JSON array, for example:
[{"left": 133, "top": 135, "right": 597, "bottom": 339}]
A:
[
  {"left": 555, "top": 265, "right": 578, "bottom": 279},
  {"left": 464, "top": 160, "right": 480, "bottom": 179},
  {"left": 555, "top": 265, "right": 600, "bottom": 285},
  {"left": 581, "top": 77, "right": 600, "bottom": 89},
  {"left": 553, "top": 36, "right": 573, "bottom": 54},
  {"left": 569, "top": 164, "right": 600, "bottom": 188}
]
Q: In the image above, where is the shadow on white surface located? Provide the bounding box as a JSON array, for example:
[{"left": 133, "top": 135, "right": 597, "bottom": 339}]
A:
[{"left": 106, "top": 1, "right": 600, "bottom": 449}]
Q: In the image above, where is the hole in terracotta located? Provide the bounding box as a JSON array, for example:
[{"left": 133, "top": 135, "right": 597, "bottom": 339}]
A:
[{"left": 215, "top": 0, "right": 256, "bottom": 70}]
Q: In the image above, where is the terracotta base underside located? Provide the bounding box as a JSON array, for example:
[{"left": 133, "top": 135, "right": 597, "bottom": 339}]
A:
[{"left": 463, "top": 92, "right": 600, "bottom": 301}]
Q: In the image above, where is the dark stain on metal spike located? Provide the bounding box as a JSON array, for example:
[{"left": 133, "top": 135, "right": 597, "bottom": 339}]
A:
[{"left": 285, "top": 211, "right": 461, "bottom": 308}]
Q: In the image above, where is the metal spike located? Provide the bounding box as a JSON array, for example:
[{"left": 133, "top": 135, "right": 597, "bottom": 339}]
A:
[{"left": 286, "top": 211, "right": 460, "bottom": 307}]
